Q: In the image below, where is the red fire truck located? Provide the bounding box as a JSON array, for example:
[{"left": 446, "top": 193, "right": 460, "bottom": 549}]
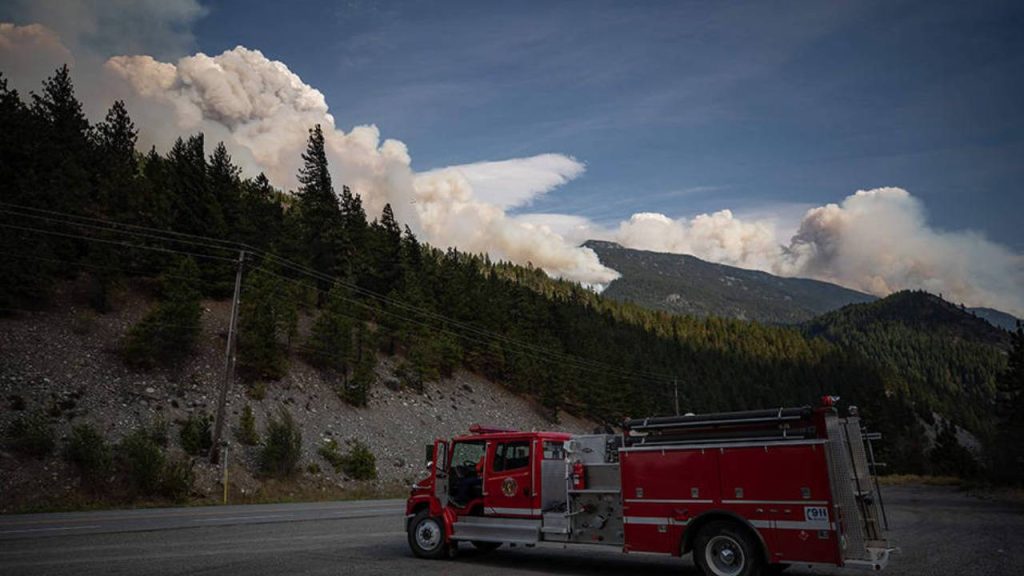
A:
[{"left": 405, "top": 399, "right": 892, "bottom": 575}]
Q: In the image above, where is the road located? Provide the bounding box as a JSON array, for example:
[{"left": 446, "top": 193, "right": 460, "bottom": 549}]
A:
[{"left": 0, "top": 485, "right": 1021, "bottom": 575}]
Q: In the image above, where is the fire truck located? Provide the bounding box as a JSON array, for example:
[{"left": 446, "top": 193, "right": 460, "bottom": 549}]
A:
[{"left": 405, "top": 398, "right": 892, "bottom": 575}]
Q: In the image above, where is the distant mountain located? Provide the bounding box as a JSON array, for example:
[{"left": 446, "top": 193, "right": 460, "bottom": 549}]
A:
[
  {"left": 801, "top": 290, "right": 1010, "bottom": 435},
  {"left": 585, "top": 240, "right": 875, "bottom": 324},
  {"left": 804, "top": 290, "right": 1011, "bottom": 347},
  {"left": 968, "top": 307, "right": 1021, "bottom": 332}
]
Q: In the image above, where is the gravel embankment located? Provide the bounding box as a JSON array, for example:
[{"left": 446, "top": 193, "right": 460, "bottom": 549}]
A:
[{"left": 0, "top": 283, "right": 593, "bottom": 511}]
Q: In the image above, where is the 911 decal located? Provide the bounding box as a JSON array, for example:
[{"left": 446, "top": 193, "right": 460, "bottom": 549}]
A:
[{"left": 804, "top": 506, "right": 829, "bottom": 525}]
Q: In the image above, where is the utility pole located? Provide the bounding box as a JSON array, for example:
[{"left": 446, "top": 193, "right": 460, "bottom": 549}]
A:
[
  {"left": 673, "top": 377, "right": 680, "bottom": 416},
  {"left": 211, "top": 250, "right": 245, "bottom": 464}
]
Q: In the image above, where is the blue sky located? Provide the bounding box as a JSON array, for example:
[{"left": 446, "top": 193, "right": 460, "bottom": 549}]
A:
[{"left": 189, "top": 0, "right": 1024, "bottom": 249}]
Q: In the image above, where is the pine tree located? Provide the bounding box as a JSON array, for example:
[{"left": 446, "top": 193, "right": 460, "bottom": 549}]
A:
[
  {"left": 0, "top": 74, "right": 53, "bottom": 309},
  {"left": 347, "top": 322, "right": 377, "bottom": 406},
  {"left": 123, "top": 257, "right": 203, "bottom": 368},
  {"left": 306, "top": 282, "right": 354, "bottom": 374},
  {"left": 238, "top": 173, "right": 284, "bottom": 250},
  {"left": 208, "top": 142, "right": 242, "bottom": 235},
  {"left": 338, "top": 184, "right": 369, "bottom": 281},
  {"left": 238, "top": 268, "right": 298, "bottom": 380},
  {"left": 166, "top": 134, "right": 226, "bottom": 238},
  {"left": 993, "top": 323, "right": 1024, "bottom": 484},
  {"left": 294, "top": 125, "right": 342, "bottom": 289},
  {"left": 85, "top": 100, "right": 141, "bottom": 311}
]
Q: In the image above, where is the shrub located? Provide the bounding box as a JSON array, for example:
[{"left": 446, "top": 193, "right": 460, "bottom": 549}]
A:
[
  {"left": 341, "top": 440, "right": 377, "bottom": 481},
  {"left": 318, "top": 438, "right": 345, "bottom": 472},
  {"left": 4, "top": 411, "right": 55, "bottom": 457},
  {"left": 161, "top": 458, "right": 194, "bottom": 503},
  {"left": 246, "top": 381, "right": 267, "bottom": 401},
  {"left": 179, "top": 412, "right": 212, "bottom": 456},
  {"left": 119, "top": 430, "right": 165, "bottom": 495},
  {"left": 63, "top": 423, "right": 112, "bottom": 482},
  {"left": 235, "top": 405, "right": 259, "bottom": 446},
  {"left": 319, "top": 438, "right": 376, "bottom": 480},
  {"left": 144, "top": 415, "right": 169, "bottom": 447},
  {"left": 259, "top": 408, "right": 302, "bottom": 477}
]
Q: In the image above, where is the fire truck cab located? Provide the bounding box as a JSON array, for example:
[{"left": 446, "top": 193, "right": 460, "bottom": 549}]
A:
[{"left": 405, "top": 401, "right": 892, "bottom": 575}]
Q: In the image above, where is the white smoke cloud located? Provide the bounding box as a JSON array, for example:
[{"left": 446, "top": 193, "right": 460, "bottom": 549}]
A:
[
  {"left": 612, "top": 209, "right": 782, "bottom": 272},
  {"left": 419, "top": 154, "right": 586, "bottom": 209},
  {"left": 0, "top": 23, "right": 73, "bottom": 90},
  {"left": 5, "top": 0, "right": 205, "bottom": 61},
  {"left": 779, "top": 187, "right": 1024, "bottom": 315}
]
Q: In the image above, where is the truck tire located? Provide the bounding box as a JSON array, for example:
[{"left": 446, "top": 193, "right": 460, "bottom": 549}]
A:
[
  {"left": 470, "top": 540, "right": 502, "bottom": 552},
  {"left": 408, "top": 510, "right": 451, "bottom": 559},
  {"left": 693, "top": 521, "right": 763, "bottom": 576}
]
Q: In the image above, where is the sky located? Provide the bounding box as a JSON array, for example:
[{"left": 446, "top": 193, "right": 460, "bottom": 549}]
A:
[
  {"left": 187, "top": 0, "right": 1024, "bottom": 245},
  {"left": 1, "top": 0, "right": 1022, "bottom": 314}
]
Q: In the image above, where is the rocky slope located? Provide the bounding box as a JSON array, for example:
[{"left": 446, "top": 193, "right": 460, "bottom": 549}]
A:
[{"left": 0, "top": 281, "right": 593, "bottom": 512}]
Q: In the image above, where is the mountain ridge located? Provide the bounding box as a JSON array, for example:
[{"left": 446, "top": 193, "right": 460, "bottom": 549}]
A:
[
  {"left": 586, "top": 240, "right": 1019, "bottom": 329},
  {"left": 585, "top": 240, "right": 874, "bottom": 323}
]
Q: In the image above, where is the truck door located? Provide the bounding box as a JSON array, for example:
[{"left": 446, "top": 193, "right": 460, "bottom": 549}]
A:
[
  {"left": 484, "top": 440, "right": 535, "bottom": 517},
  {"left": 432, "top": 439, "right": 450, "bottom": 508}
]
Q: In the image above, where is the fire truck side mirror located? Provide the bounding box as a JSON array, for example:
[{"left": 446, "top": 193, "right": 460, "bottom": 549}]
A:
[{"left": 425, "top": 444, "right": 434, "bottom": 466}]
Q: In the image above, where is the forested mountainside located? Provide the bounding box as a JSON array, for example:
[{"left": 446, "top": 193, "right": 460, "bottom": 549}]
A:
[
  {"left": 803, "top": 291, "right": 1011, "bottom": 439},
  {"left": 1, "top": 65, "right": 1021, "bottom": 492},
  {"left": 585, "top": 240, "right": 875, "bottom": 323}
]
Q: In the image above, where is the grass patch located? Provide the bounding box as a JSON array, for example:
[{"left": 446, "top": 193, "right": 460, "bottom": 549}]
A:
[{"left": 877, "top": 474, "right": 962, "bottom": 486}]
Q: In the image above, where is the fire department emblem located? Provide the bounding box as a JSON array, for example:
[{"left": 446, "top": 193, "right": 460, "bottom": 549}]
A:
[{"left": 501, "top": 477, "right": 518, "bottom": 497}]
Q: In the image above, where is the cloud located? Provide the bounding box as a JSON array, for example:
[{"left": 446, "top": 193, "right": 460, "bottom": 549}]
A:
[
  {"left": 5, "top": 0, "right": 205, "bottom": 61},
  {"left": 0, "top": 22, "right": 73, "bottom": 90},
  {"left": 419, "top": 154, "right": 586, "bottom": 209},
  {"left": 412, "top": 166, "right": 618, "bottom": 286},
  {"left": 612, "top": 209, "right": 782, "bottom": 272},
  {"left": 779, "top": 187, "right": 1024, "bottom": 315}
]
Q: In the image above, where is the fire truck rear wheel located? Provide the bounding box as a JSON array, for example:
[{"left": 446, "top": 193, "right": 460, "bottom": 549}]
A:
[
  {"left": 693, "top": 521, "right": 762, "bottom": 576},
  {"left": 408, "top": 510, "right": 450, "bottom": 559}
]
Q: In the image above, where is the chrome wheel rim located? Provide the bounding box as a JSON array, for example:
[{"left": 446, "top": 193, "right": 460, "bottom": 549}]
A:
[
  {"left": 705, "top": 534, "right": 745, "bottom": 576},
  {"left": 415, "top": 517, "right": 442, "bottom": 551}
]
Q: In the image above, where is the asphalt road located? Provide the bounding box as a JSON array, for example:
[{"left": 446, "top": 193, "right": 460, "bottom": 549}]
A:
[{"left": 0, "top": 486, "right": 1020, "bottom": 575}]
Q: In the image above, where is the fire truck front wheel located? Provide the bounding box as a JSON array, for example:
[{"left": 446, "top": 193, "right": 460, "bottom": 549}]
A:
[
  {"left": 693, "top": 521, "right": 763, "bottom": 576},
  {"left": 408, "top": 510, "right": 450, "bottom": 559}
]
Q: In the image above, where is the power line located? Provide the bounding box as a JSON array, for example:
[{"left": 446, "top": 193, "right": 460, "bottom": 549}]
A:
[
  {"left": 247, "top": 264, "right": 674, "bottom": 386},
  {"left": 0, "top": 201, "right": 247, "bottom": 252},
  {"left": 0, "top": 222, "right": 237, "bottom": 263}
]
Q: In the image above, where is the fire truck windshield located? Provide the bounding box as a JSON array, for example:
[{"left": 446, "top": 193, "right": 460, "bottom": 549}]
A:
[{"left": 451, "top": 440, "right": 485, "bottom": 467}]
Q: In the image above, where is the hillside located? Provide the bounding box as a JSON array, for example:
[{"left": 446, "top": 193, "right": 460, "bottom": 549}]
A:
[
  {"left": 585, "top": 240, "right": 875, "bottom": 323},
  {"left": 803, "top": 291, "right": 1010, "bottom": 435},
  {"left": 0, "top": 284, "right": 594, "bottom": 512}
]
